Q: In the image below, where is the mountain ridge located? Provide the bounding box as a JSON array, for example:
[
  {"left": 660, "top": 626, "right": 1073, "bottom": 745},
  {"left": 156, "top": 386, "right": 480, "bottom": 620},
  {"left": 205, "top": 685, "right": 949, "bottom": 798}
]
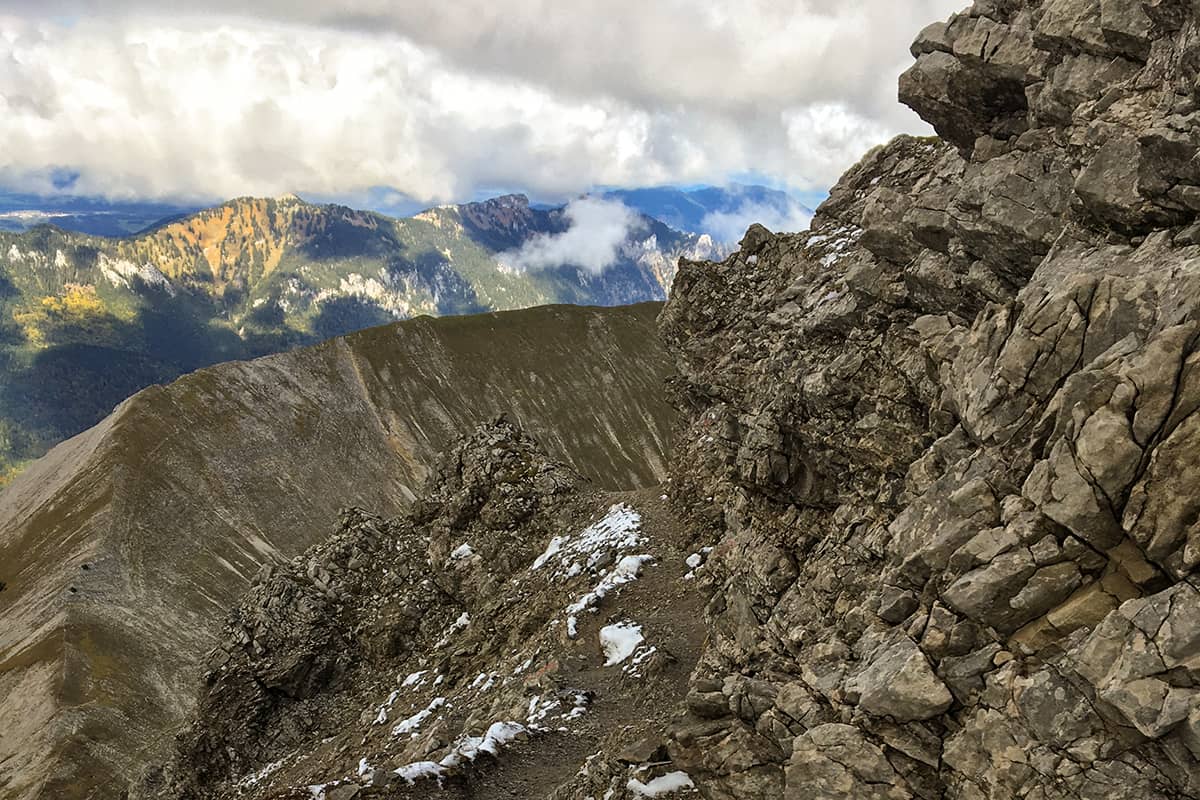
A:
[{"left": 0, "top": 301, "right": 679, "bottom": 800}]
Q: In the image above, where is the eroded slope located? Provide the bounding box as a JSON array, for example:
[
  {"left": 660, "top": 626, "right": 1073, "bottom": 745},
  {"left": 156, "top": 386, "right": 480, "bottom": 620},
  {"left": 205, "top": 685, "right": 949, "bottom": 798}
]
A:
[{"left": 0, "top": 303, "right": 676, "bottom": 800}]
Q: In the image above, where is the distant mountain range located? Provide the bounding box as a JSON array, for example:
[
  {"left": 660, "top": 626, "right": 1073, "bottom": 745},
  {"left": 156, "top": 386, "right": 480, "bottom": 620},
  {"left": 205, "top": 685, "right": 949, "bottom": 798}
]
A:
[
  {"left": 0, "top": 184, "right": 814, "bottom": 242},
  {"left": 0, "top": 193, "right": 720, "bottom": 483},
  {"left": 0, "top": 191, "right": 194, "bottom": 238}
]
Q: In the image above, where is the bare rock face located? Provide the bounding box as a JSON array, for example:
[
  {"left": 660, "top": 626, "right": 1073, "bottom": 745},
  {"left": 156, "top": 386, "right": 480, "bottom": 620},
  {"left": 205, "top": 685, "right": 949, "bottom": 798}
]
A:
[{"left": 646, "top": 2, "right": 1200, "bottom": 798}]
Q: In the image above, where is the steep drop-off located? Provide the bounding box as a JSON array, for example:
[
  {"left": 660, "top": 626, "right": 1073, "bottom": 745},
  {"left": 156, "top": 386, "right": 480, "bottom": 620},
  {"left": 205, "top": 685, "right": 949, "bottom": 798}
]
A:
[
  {"left": 0, "top": 303, "right": 677, "bottom": 800},
  {"left": 146, "top": 1, "right": 1200, "bottom": 799}
]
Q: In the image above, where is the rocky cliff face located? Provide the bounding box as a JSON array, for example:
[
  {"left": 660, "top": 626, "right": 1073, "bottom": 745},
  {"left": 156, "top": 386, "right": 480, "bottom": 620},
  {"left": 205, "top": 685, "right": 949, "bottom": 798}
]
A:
[
  {"left": 651, "top": 1, "right": 1200, "bottom": 797},
  {"left": 47, "top": 1, "right": 1200, "bottom": 798},
  {"left": 0, "top": 303, "right": 677, "bottom": 800}
]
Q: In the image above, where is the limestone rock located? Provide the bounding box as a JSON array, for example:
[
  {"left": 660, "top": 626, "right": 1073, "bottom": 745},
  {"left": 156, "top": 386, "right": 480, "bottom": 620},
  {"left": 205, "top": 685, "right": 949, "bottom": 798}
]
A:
[{"left": 846, "top": 634, "right": 953, "bottom": 722}]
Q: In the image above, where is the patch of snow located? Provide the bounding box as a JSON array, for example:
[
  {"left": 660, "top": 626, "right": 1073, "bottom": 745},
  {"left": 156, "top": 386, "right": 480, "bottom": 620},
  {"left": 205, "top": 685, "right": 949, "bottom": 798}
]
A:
[
  {"left": 440, "top": 721, "right": 526, "bottom": 768},
  {"left": 394, "top": 761, "right": 444, "bottom": 784},
  {"left": 236, "top": 759, "right": 283, "bottom": 789},
  {"left": 564, "top": 691, "right": 590, "bottom": 720},
  {"left": 450, "top": 542, "right": 475, "bottom": 560},
  {"left": 393, "top": 720, "right": 528, "bottom": 784},
  {"left": 600, "top": 621, "right": 645, "bottom": 666},
  {"left": 532, "top": 504, "right": 643, "bottom": 575},
  {"left": 98, "top": 254, "right": 176, "bottom": 295},
  {"left": 436, "top": 612, "right": 471, "bottom": 648},
  {"left": 401, "top": 670, "right": 427, "bottom": 688},
  {"left": 531, "top": 536, "right": 566, "bottom": 570},
  {"left": 392, "top": 697, "right": 446, "bottom": 739},
  {"left": 372, "top": 688, "right": 401, "bottom": 725},
  {"left": 526, "top": 695, "right": 558, "bottom": 729},
  {"left": 565, "top": 554, "right": 654, "bottom": 637},
  {"left": 685, "top": 552, "right": 704, "bottom": 569},
  {"left": 471, "top": 672, "right": 498, "bottom": 692},
  {"left": 627, "top": 771, "right": 696, "bottom": 796},
  {"left": 624, "top": 644, "right": 659, "bottom": 677}
]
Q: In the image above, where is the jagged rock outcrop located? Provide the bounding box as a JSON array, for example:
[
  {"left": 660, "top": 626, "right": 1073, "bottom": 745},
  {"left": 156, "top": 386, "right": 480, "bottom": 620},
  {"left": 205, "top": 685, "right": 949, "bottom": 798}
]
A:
[
  {"left": 633, "top": 1, "right": 1200, "bottom": 798},
  {"left": 145, "top": 420, "right": 709, "bottom": 799}
]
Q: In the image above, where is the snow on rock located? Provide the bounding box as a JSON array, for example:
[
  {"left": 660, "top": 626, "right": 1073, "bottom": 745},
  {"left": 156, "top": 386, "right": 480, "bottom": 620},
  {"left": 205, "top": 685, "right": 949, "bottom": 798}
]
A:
[
  {"left": 392, "top": 720, "right": 528, "bottom": 784},
  {"left": 627, "top": 771, "right": 696, "bottom": 796},
  {"left": 391, "top": 697, "right": 446, "bottom": 739},
  {"left": 563, "top": 691, "right": 590, "bottom": 720},
  {"left": 470, "top": 672, "right": 498, "bottom": 692},
  {"left": 525, "top": 691, "right": 591, "bottom": 730},
  {"left": 683, "top": 547, "right": 713, "bottom": 580},
  {"left": 394, "top": 761, "right": 444, "bottom": 785},
  {"left": 401, "top": 670, "right": 427, "bottom": 688},
  {"left": 372, "top": 688, "right": 401, "bottom": 725},
  {"left": 599, "top": 621, "right": 645, "bottom": 666},
  {"left": 97, "top": 254, "right": 177, "bottom": 295},
  {"left": 441, "top": 721, "right": 527, "bottom": 767},
  {"left": 623, "top": 644, "right": 659, "bottom": 677},
  {"left": 450, "top": 542, "right": 475, "bottom": 560},
  {"left": 565, "top": 554, "right": 653, "bottom": 637},
  {"left": 436, "top": 612, "right": 471, "bottom": 647},
  {"left": 532, "top": 503, "right": 643, "bottom": 574},
  {"left": 530, "top": 504, "right": 655, "bottom": 636},
  {"left": 236, "top": 759, "right": 283, "bottom": 789}
]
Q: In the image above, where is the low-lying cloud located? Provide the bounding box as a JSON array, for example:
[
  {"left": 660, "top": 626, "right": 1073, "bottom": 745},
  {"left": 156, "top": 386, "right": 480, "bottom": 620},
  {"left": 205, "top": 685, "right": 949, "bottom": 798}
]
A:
[
  {"left": 501, "top": 197, "right": 644, "bottom": 275},
  {"left": 701, "top": 198, "right": 816, "bottom": 245}
]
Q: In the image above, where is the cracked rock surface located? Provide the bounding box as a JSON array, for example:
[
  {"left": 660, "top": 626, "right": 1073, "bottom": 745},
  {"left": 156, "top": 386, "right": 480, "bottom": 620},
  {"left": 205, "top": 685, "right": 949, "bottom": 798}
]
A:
[{"left": 646, "top": 0, "right": 1200, "bottom": 796}]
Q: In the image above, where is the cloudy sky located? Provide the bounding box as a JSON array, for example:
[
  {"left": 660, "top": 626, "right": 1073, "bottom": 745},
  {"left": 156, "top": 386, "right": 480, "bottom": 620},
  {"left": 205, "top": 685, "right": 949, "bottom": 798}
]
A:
[{"left": 0, "top": 1, "right": 963, "bottom": 206}]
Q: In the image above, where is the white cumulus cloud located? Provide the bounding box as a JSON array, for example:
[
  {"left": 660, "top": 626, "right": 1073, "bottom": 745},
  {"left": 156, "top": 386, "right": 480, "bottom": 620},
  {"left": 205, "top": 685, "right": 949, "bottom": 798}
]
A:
[
  {"left": 500, "top": 198, "right": 644, "bottom": 274},
  {"left": 0, "top": 1, "right": 967, "bottom": 202}
]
